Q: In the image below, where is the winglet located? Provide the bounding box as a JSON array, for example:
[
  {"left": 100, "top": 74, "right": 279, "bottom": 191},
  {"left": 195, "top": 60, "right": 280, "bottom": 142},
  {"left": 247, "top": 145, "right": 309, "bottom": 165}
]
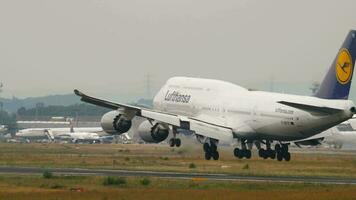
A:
[
  {"left": 73, "top": 89, "right": 122, "bottom": 110},
  {"left": 74, "top": 89, "right": 82, "bottom": 97}
]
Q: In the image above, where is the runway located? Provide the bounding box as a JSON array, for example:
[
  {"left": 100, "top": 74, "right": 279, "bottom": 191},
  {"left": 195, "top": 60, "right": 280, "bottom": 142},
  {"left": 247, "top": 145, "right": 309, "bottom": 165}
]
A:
[{"left": 0, "top": 166, "right": 355, "bottom": 185}]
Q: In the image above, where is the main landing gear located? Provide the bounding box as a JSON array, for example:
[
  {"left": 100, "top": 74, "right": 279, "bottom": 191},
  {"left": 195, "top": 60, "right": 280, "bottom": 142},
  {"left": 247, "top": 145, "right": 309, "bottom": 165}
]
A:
[
  {"left": 233, "top": 139, "right": 291, "bottom": 162},
  {"left": 258, "top": 140, "right": 276, "bottom": 159},
  {"left": 234, "top": 140, "right": 252, "bottom": 159},
  {"left": 203, "top": 140, "right": 219, "bottom": 160},
  {"left": 275, "top": 143, "right": 291, "bottom": 162},
  {"left": 257, "top": 141, "right": 290, "bottom": 162}
]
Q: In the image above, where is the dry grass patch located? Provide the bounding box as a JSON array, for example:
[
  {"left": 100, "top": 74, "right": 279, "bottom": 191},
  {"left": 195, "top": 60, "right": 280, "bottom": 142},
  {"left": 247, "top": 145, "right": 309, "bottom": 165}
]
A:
[{"left": 1, "top": 143, "right": 356, "bottom": 178}]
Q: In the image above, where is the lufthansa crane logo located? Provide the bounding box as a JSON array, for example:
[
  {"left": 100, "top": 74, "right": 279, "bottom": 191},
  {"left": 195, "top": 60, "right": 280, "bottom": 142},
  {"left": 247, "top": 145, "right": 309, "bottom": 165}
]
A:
[{"left": 336, "top": 48, "right": 353, "bottom": 85}]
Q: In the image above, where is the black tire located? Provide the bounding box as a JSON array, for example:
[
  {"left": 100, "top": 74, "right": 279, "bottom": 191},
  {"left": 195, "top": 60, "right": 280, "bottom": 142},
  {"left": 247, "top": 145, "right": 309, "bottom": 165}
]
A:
[
  {"left": 237, "top": 150, "right": 244, "bottom": 159},
  {"left": 282, "top": 144, "right": 289, "bottom": 152},
  {"left": 234, "top": 148, "right": 240, "bottom": 157},
  {"left": 245, "top": 150, "right": 252, "bottom": 159},
  {"left": 262, "top": 153, "right": 268, "bottom": 159},
  {"left": 275, "top": 144, "right": 281, "bottom": 152},
  {"left": 258, "top": 149, "right": 264, "bottom": 157},
  {"left": 169, "top": 139, "right": 175, "bottom": 147},
  {"left": 203, "top": 143, "right": 210, "bottom": 152},
  {"left": 277, "top": 153, "right": 283, "bottom": 161},
  {"left": 284, "top": 152, "right": 291, "bottom": 161},
  {"left": 175, "top": 139, "right": 181, "bottom": 147},
  {"left": 210, "top": 144, "right": 217, "bottom": 152},
  {"left": 259, "top": 149, "right": 267, "bottom": 159},
  {"left": 270, "top": 150, "right": 276, "bottom": 159},
  {"left": 212, "top": 151, "right": 219, "bottom": 160},
  {"left": 205, "top": 152, "right": 211, "bottom": 160}
]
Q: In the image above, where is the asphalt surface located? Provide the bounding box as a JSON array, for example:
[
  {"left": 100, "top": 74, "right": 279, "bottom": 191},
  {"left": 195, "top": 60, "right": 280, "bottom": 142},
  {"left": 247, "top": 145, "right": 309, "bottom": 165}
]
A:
[{"left": 0, "top": 166, "right": 356, "bottom": 185}]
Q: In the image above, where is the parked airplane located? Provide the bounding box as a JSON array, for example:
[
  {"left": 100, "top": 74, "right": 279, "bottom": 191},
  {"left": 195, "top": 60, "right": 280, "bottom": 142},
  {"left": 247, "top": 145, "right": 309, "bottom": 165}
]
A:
[
  {"left": 16, "top": 127, "right": 103, "bottom": 142},
  {"left": 75, "top": 30, "right": 356, "bottom": 161},
  {"left": 15, "top": 126, "right": 132, "bottom": 144},
  {"left": 0, "top": 125, "right": 7, "bottom": 134},
  {"left": 296, "top": 116, "right": 356, "bottom": 149},
  {"left": 55, "top": 131, "right": 101, "bottom": 143}
]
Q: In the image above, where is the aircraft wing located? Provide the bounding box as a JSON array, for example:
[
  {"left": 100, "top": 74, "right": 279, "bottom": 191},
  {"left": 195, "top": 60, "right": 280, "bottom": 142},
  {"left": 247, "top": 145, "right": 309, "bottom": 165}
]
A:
[
  {"left": 74, "top": 90, "right": 234, "bottom": 142},
  {"left": 74, "top": 90, "right": 140, "bottom": 110}
]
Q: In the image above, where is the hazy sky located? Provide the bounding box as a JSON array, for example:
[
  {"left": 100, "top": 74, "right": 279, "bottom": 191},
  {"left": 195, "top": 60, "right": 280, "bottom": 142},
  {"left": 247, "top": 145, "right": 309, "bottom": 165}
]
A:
[{"left": 1, "top": 0, "right": 356, "bottom": 101}]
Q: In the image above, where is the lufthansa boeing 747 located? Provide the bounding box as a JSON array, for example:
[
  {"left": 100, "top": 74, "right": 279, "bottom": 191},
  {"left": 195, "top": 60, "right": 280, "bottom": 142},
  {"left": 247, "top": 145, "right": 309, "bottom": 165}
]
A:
[{"left": 75, "top": 30, "right": 356, "bottom": 161}]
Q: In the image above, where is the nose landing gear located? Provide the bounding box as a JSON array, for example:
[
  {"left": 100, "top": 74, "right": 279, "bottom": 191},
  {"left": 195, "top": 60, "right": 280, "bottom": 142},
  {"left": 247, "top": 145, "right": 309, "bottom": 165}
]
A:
[
  {"left": 169, "top": 127, "right": 181, "bottom": 147},
  {"left": 169, "top": 138, "right": 181, "bottom": 147}
]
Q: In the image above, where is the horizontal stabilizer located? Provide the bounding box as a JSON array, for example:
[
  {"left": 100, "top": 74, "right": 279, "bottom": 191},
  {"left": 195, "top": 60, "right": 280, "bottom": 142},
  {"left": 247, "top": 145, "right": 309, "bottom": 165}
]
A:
[{"left": 278, "top": 101, "right": 343, "bottom": 115}]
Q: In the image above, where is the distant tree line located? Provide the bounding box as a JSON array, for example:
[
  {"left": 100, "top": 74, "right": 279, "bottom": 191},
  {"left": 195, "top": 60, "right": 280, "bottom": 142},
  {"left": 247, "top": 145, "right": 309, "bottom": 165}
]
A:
[
  {"left": 17, "top": 103, "right": 111, "bottom": 118},
  {"left": 0, "top": 110, "right": 17, "bottom": 133}
]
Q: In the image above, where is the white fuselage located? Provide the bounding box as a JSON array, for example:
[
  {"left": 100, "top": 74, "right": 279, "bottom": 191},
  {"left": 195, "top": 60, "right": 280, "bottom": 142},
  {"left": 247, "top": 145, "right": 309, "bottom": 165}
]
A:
[
  {"left": 16, "top": 127, "right": 103, "bottom": 138},
  {"left": 56, "top": 132, "right": 100, "bottom": 140},
  {"left": 152, "top": 77, "right": 354, "bottom": 141},
  {"left": 316, "top": 117, "right": 356, "bottom": 146}
]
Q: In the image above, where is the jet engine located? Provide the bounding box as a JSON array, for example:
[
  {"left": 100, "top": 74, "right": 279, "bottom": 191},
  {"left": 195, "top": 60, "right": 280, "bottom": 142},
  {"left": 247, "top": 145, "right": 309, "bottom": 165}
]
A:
[
  {"left": 101, "top": 111, "right": 132, "bottom": 135},
  {"left": 138, "top": 120, "right": 169, "bottom": 143}
]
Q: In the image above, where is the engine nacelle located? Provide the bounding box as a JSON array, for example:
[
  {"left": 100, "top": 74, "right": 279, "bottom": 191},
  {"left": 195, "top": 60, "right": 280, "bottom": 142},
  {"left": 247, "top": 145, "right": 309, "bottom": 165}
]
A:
[
  {"left": 138, "top": 120, "right": 169, "bottom": 143},
  {"left": 101, "top": 111, "right": 132, "bottom": 135}
]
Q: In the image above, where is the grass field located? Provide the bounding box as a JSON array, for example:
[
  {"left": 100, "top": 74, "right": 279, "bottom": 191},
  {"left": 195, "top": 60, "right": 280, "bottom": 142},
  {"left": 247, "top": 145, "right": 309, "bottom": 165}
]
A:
[
  {"left": 1, "top": 143, "right": 356, "bottom": 199},
  {"left": 1, "top": 143, "right": 356, "bottom": 178},
  {"left": 1, "top": 174, "right": 356, "bottom": 200}
]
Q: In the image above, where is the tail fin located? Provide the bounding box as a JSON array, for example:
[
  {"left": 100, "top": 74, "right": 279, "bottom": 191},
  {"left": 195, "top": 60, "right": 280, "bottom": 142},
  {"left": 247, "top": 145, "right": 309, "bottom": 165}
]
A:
[{"left": 315, "top": 30, "right": 356, "bottom": 99}]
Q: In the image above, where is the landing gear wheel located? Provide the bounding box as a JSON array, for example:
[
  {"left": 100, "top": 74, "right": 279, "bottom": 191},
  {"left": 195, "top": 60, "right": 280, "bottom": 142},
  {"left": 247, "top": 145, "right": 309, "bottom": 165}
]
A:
[
  {"left": 245, "top": 150, "right": 252, "bottom": 159},
  {"left": 210, "top": 144, "right": 217, "bottom": 152},
  {"left": 205, "top": 152, "right": 212, "bottom": 160},
  {"left": 175, "top": 139, "right": 181, "bottom": 147},
  {"left": 284, "top": 152, "right": 291, "bottom": 161},
  {"left": 277, "top": 153, "right": 283, "bottom": 161},
  {"left": 282, "top": 144, "right": 289, "bottom": 152},
  {"left": 258, "top": 149, "right": 264, "bottom": 157},
  {"left": 234, "top": 148, "right": 240, "bottom": 157},
  {"left": 237, "top": 150, "right": 244, "bottom": 159},
  {"left": 212, "top": 151, "right": 219, "bottom": 160},
  {"left": 235, "top": 149, "right": 251, "bottom": 159},
  {"left": 169, "top": 139, "right": 175, "bottom": 147},
  {"left": 203, "top": 140, "right": 219, "bottom": 161},
  {"left": 259, "top": 149, "right": 268, "bottom": 159},
  {"left": 270, "top": 150, "right": 276, "bottom": 159},
  {"left": 203, "top": 143, "right": 210, "bottom": 152}
]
